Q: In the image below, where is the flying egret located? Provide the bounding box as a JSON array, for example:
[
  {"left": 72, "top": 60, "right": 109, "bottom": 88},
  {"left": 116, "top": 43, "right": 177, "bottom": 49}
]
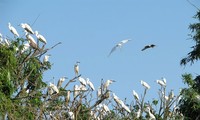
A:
[
  {"left": 35, "top": 31, "right": 47, "bottom": 44},
  {"left": 132, "top": 90, "right": 139, "bottom": 101},
  {"left": 78, "top": 77, "right": 87, "bottom": 86},
  {"left": 43, "top": 54, "right": 51, "bottom": 63},
  {"left": 25, "top": 32, "right": 38, "bottom": 49},
  {"left": 108, "top": 39, "right": 131, "bottom": 56},
  {"left": 146, "top": 106, "right": 156, "bottom": 120},
  {"left": 21, "top": 23, "right": 34, "bottom": 34},
  {"left": 141, "top": 44, "right": 156, "bottom": 51},
  {"left": 104, "top": 79, "right": 115, "bottom": 90},
  {"left": 86, "top": 78, "right": 95, "bottom": 91},
  {"left": 140, "top": 80, "right": 150, "bottom": 89},
  {"left": 57, "top": 77, "right": 67, "bottom": 88},
  {"left": 74, "top": 61, "right": 80, "bottom": 76},
  {"left": 8, "top": 22, "right": 19, "bottom": 37},
  {"left": 49, "top": 82, "right": 59, "bottom": 94}
]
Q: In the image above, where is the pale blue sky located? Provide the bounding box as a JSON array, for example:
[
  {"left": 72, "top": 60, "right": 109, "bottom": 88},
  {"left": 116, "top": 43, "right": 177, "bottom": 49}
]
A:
[{"left": 1, "top": 0, "right": 200, "bottom": 103}]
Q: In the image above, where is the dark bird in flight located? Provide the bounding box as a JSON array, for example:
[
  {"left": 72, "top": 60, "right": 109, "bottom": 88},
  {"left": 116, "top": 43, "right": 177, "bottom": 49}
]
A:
[
  {"left": 108, "top": 39, "right": 131, "bottom": 57},
  {"left": 141, "top": 44, "right": 156, "bottom": 51}
]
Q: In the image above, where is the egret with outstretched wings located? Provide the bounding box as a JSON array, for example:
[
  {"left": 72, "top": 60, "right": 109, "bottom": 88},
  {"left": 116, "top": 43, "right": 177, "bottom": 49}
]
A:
[{"left": 108, "top": 39, "right": 131, "bottom": 57}]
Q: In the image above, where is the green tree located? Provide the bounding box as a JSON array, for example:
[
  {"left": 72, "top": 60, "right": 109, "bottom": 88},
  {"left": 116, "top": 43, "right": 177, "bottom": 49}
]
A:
[{"left": 179, "top": 9, "right": 200, "bottom": 120}]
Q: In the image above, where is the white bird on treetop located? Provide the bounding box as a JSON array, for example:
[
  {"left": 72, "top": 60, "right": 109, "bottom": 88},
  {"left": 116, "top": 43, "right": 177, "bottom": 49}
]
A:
[
  {"left": 49, "top": 82, "right": 59, "bottom": 94},
  {"left": 146, "top": 106, "right": 156, "bottom": 120},
  {"left": 73, "top": 85, "right": 79, "bottom": 98},
  {"left": 8, "top": 22, "right": 19, "bottom": 37},
  {"left": 104, "top": 79, "right": 115, "bottom": 90},
  {"left": 21, "top": 23, "right": 34, "bottom": 34},
  {"left": 21, "top": 43, "right": 30, "bottom": 53},
  {"left": 108, "top": 39, "right": 131, "bottom": 57},
  {"left": 86, "top": 78, "right": 95, "bottom": 91},
  {"left": 35, "top": 31, "right": 47, "bottom": 44},
  {"left": 74, "top": 61, "right": 80, "bottom": 76},
  {"left": 141, "top": 80, "right": 150, "bottom": 89},
  {"left": 132, "top": 90, "right": 139, "bottom": 101},
  {"left": 57, "top": 77, "right": 67, "bottom": 88},
  {"left": 43, "top": 54, "right": 51, "bottom": 63},
  {"left": 156, "top": 79, "right": 166, "bottom": 87},
  {"left": 78, "top": 77, "right": 87, "bottom": 86},
  {"left": 25, "top": 32, "right": 38, "bottom": 49}
]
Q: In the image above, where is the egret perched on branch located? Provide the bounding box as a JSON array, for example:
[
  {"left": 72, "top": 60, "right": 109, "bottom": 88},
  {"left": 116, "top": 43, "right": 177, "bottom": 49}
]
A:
[
  {"left": 132, "top": 90, "right": 139, "bottom": 101},
  {"left": 156, "top": 79, "right": 166, "bottom": 87},
  {"left": 57, "top": 77, "right": 67, "bottom": 88},
  {"left": 141, "top": 44, "right": 156, "bottom": 51},
  {"left": 25, "top": 32, "right": 38, "bottom": 49},
  {"left": 74, "top": 61, "right": 80, "bottom": 76},
  {"left": 43, "top": 54, "right": 51, "bottom": 63},
  {"left": 86, "top": 78, "right": 95, "bottom": 91},
  {"left": 78, "top": 77, "right": 87, "bottom": 86},
  {"left": 35, "top": 31, "right": 47, "bottom": 44},
  {"left": 108, "top": 39, "right": 131, "bottom": 57},
  {"left": 21, "top": 43, "right": 30, "bottom": 53},
  {"left": 8, "top": 22, "right": 19, "bottom": 37},
  {"left": 104, "top": 79, "right": 115, "bottom": 90},
  {"left": 49, "top": 82, "right": 59, "bottom": 94},
  {"left": 146, "top": 106, "right": 156, "bottom": 120},
  {"left": 73, "top": 85, "right": 79, "bottom": 98},
  {"left": 141, "top": 80, "right": 150, "bottom": 89},
  {"left": 21, "top": 23, "right": 34, "bottom": 34}
]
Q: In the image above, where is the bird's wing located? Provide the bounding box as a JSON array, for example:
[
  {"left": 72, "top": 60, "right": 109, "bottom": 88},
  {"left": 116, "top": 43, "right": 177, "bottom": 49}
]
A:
[
  {"left": 120, "top": 39, "right": 131, "bottom": 44},
  {"left": 141, "top": 46, "right": 149, "bottom": 51},
  {"left": 108, "top": 45, "right": 119, "bottom": 57}
]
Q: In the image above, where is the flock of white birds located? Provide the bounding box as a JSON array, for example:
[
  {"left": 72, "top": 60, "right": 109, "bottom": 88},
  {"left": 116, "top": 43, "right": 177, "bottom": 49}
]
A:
[{"left": 2, "top": 22, "right": 181, "bottom": 119}]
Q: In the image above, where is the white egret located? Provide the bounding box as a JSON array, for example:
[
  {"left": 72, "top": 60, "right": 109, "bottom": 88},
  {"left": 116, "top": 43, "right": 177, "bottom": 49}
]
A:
[
  {"left": 21, "top": 43, "right": 30, "bottom": 53},
  {"left": 74, "top": 61, "right": 80, "bottom": 76},
  {"left": 140, "top": 80, "right": 150, "bottom": 89},
  {"left": 86, "top": 78, "right": 95, "bottom": 91},
  {"left": 102, "top": 104, "right": 110, "bottom": 112},
  {"left": 108, "top": 39, "right": 131, "bottom": 56},
  {"left": 68, "top": 111, "right": 74, "bottom": 120},
  {"left": 0, "top": 33, "right": 3, "bottom": 42},
  {"left": 35, "top": 31, "right": 47, "bottom": 44},
  {"left": 156, "top": 80, "right": 166, "bottom": 87},
  {"left": 43, "top": 54, "right": 50, "bottom": 63},
  {"left": 73, "top": 85, "right": 79, "bottom": 98},
  {"left": 78, "top": 77, "right": 87, "bottom": 86},
  {"left": 97, "top": 87, "right": 102, "bottom": 98},
  {"left": 49, "top": 82, "right": 59, "bottom": 94},
  {"left": 21, "top": 23, "right": 34, "bottom": 34},
  {"left": 141, "top": 44, "right": 156, "bottom": 51},
  {"left": 162, "top": 77, "right": 167, "bottom": 84},
  {"left": 132, "top": 90, "right": 139, "bottom": 101},
  {"left": 47, "top": 87, "right": 54, "bottom": 95},
  {"left": 146, "top": 106, "right": 156, "bottom": 120},
  {"left": 8, "top": 22, "right": 19, "bottom": 37},
  {"left": 57, "top": 77, "right": 67, "bottom": 88},
  {"left": 113, "top": 93, "right": 130, "bottom": 113},
  {"left": 4, "top": 38, "right": 11, "bottom": 46},
  {"left": 169, "top": 90, "right": 174, "bottom": 99},
  {"left": 25, "top": 32, "right": 38, "bottom": 49},
  {"left": 65, "top": 90, "right": 70, "bottom": 105},
  {"left": 104, "top": 79, "right": 115, "bottom": 90},
  {"left": 136, "top": 109, "right": 141, "bottom": 119}
]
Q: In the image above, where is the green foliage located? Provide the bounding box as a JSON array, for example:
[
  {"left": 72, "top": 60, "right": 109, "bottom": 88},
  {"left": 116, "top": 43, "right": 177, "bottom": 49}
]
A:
[{"left": 181, "top": 10, "right": 200, "bottom": 65}]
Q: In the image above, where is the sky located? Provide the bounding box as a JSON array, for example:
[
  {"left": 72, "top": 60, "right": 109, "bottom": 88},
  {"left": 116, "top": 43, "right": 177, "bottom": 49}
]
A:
[{"left": 0, "top": 0, "right": 200, "bottom": 104}]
